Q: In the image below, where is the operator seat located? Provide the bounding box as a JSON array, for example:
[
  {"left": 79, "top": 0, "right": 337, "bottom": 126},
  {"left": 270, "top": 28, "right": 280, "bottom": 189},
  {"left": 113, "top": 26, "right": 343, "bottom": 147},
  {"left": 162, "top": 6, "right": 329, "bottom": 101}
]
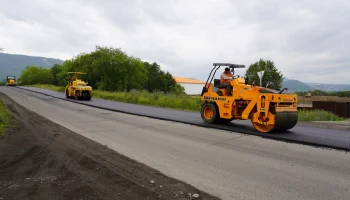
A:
[{"left": 213, "top": 79, "right": 228, "bottom": 88}]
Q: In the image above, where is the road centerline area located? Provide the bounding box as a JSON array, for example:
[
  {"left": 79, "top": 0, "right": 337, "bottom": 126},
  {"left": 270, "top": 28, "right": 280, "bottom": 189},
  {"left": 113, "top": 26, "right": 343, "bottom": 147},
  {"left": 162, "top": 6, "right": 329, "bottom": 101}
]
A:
[{"left": 1, "top": 87, "right": 350, "bottom": 200}]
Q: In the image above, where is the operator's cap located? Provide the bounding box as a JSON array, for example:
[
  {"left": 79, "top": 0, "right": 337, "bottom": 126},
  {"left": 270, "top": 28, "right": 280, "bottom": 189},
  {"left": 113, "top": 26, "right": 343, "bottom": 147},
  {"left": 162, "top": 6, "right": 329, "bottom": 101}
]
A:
[{"left": 225, "top": 67, "right": 230, "bottom": 71}]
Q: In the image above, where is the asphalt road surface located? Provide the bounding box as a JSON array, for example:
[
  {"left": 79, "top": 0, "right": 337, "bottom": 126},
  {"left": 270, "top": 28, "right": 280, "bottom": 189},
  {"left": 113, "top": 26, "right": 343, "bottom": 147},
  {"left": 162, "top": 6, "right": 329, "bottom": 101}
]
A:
[
  {"left": 16, "top": 86, "right": 350, "bottom": 151},
  {"left": 1, "top": 87, "right": 350, "bottom": 200}
]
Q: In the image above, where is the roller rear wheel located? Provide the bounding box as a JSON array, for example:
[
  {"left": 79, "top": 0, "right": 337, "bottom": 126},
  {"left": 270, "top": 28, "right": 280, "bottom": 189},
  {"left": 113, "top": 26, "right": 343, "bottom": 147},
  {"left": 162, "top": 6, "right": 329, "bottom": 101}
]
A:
[
  {"left": 82, "top": 91, "right": 91, "bottom": 100},
  {"left": 75, "top": 91, "right": 81, "bottom": 100},
  {"left": 201, "top": 103, "right": 219, "bottom": 123},
  {"left": 251, "top": 111, "right": 298, "bottom": 133}
]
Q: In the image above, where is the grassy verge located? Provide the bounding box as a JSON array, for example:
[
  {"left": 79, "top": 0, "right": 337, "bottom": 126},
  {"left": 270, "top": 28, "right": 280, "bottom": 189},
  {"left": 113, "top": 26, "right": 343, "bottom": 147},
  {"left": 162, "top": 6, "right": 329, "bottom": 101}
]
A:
[
  {"left": 0, "top": 98, "right": 12, "bottom": 136},
  {"left": 29, "top": 84, "right": 202, "bottom": 111},
  {"left": 27, "top": 84, "right": 346, "bottom": 121},
  {"left": 94, "top": 90, "right": 201, "bottom": 111},
  {"left": 297, "top": 109, "right": 345, "bottom": 121},
  {"left": 31, "top": 84, "right": 65, "bottom": 92}
]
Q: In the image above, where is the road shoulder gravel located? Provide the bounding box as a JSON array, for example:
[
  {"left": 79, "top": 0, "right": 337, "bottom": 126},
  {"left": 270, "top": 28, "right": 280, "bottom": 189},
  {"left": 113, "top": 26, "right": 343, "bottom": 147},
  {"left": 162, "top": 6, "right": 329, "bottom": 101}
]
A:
[{"left": 0, "top": 92, "right": 219, "bottom": 200}]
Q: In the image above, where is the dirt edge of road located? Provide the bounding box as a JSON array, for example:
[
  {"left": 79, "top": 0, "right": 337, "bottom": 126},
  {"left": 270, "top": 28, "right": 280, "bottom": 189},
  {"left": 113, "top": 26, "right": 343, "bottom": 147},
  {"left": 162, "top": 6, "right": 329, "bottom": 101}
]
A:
[{"left": 0, "top": 93, "right": 220, "bottom": 200}]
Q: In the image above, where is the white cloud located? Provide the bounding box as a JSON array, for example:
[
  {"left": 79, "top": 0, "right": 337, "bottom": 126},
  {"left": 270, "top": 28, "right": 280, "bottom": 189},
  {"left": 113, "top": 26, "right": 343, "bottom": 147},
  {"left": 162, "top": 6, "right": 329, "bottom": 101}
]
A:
[{"left": 0, "top": 0, "right": 349, "bottom": 84}]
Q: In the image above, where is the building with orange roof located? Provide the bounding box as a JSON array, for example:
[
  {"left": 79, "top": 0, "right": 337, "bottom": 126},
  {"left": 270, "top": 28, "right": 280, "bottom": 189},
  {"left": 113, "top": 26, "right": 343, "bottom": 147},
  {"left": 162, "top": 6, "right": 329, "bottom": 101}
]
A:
[{"left": 173, "top": 76, "right": 206, "bottom": 95}]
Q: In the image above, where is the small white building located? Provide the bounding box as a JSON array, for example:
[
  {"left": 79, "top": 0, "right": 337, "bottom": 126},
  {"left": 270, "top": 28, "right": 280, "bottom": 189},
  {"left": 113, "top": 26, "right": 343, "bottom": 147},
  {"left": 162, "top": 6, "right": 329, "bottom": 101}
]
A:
[{"left": 173, "top": 76, "right": 207, "bottom": 95}]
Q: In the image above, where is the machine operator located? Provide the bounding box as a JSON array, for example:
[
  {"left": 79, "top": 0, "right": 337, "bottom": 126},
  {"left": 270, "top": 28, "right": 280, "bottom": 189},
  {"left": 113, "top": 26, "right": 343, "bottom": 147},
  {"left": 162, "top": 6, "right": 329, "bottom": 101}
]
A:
[{"left": 220, "top": 67, "right": 233, "bottom": 95}]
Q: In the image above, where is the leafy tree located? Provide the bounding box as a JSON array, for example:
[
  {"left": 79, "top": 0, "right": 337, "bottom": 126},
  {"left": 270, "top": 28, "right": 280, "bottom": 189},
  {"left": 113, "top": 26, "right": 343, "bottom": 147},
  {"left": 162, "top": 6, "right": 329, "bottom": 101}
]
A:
[
  {"left": 172, "top": 83, "right": 186, "bottom": 94},
  {"left": 295, "top": 91, "right": 308, "bottom": 96},
  {"left": 19, "top": 45, "right": 185, "bottom": 95},
  {"left": 143, "top": 62, "right": 185, "bottom": 94},
  {"left": 311, "top": 89, "right": 327, "bottom": 96},
  {"left": 329, "top": 91, "right": 350, "bottom": 97},
  {"left": 53, "top": 46, "right": 149, "bottom": 92},
  {"left": 51, "top": 64, "right": 62, "bottom": 85},
  {"left": 55, "top": 60, "right": 73, "bottom": 86},
  {"left": 163, "top": 71, "right": 180, "bottom": 93},
  {"left": 143, "top": 62, "right": 161, "bottom": 92},
  {"left": 245, "top": 59, "right": 283, "bottom": 89},
  {"left": 19, "top": 65, "right": 53, "bottom": 85}
]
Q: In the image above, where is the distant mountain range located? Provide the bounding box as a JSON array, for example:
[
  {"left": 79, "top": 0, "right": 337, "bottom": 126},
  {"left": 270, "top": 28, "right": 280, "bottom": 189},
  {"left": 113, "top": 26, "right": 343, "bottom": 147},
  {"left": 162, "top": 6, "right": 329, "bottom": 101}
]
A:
[
  {"left": 304, "top": 82, "right": 350, "bottom": 92},
  {"left": 282, "top": 78, "right": 350, "bottom": 92},
  {"left": 0, "top": 52, "right": 349, "bottom": 92},
  {"left": 0, "top": 52, "right": 64, "bottom": 81},
  {"left": 282, "top": 78, "right": 314, "bottom": 92}
]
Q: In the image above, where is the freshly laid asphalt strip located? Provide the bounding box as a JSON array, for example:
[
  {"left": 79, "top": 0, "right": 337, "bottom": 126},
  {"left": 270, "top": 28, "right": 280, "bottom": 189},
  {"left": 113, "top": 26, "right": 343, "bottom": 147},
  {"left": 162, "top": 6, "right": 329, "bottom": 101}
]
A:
[{"left": 15, "top": 86, "right": 350, "bottom": 151}]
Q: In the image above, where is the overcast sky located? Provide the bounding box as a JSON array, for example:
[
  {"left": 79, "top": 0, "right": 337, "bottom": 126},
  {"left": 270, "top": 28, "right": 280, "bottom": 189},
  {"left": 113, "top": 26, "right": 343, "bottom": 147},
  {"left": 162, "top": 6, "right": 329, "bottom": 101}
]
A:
[{"left": 0, "top": 0, "right": 349, "bottom": 84}]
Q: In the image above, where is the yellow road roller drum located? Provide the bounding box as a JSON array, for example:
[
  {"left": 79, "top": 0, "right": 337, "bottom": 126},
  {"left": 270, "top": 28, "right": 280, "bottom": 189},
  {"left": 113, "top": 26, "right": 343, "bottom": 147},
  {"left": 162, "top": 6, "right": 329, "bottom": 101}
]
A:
[
  {"left": 200, "top": 63, "right": 298, "bottom": 133},
  {"left": 65, "top": 72, "right": 92, "bottom": 100}
]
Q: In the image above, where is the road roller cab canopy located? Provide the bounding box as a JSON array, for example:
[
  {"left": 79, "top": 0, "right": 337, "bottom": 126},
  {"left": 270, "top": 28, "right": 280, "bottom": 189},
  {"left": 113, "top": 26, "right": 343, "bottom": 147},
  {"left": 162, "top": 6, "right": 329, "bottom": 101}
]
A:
[
  {"left": 201, "top": 63, "right": 247, "bottom": 96},
  {"left": 7, "top": 76, "right": 15, "bottom": 80}
]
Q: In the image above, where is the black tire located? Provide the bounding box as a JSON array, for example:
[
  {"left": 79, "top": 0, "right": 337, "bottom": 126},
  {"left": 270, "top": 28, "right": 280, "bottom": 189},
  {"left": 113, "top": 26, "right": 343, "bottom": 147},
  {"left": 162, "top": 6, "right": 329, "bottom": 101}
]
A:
[
  {"left": 200, "top": 102, "right": 219, "bottom": 124},
  {"left": 81, "top": 91, "right": 91, "bottom": 100},
  {"left": 66, "top": 89, "right": 69, "bottom": 98},
  {"left": 75, "top": 90, "right": 81, "bottom": 100}
]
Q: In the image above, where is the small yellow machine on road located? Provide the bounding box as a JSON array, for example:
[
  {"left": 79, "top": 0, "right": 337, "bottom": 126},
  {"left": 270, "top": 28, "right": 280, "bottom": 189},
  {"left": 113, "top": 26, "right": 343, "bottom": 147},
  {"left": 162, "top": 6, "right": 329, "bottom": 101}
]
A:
[
  {"left": 65, "top": 72, "right": 92, "bottom": 100},
  {"left": 200, "top": 63, "right": 298, "bottom": 133},
  {"left": 6, "top": 76, "right": 16, "bottom": 86}
]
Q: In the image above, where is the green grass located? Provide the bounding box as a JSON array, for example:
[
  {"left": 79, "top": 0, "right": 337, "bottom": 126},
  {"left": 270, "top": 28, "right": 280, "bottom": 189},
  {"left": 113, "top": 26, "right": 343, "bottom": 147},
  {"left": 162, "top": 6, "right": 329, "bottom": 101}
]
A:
[
  {"left": 27, "top": 84, "right": 347, "bottom": 122},
  {"left": 297, "top": 109, "right": 346, "bottom": 122},
  {"left": 29, "top": 84, "right": 202, "bottom": 111},
  {"left": 93, "top": 90, "right": 201, "bottom": 111},
  {"left": 0, "top": 98, "right": 12, "bottom": 136},
  {"left": 31, "top": 84, "right": 65, "bottom": 92}
]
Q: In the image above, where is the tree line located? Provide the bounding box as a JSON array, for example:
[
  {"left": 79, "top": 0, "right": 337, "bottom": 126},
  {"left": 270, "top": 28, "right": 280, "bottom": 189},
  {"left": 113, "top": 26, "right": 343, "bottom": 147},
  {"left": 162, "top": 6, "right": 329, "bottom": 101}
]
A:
[
  {"left": 14, "top": 55, "right": 288, "bottom": 92},
  {"left": 18, "top": 46, "right": 186, "bottom": 94},
  {"left": 18, "top": 55, "right": 284, "bottom": 92},
  {"left": 14, "top": 46, "right": 350, "bottom": 98}
]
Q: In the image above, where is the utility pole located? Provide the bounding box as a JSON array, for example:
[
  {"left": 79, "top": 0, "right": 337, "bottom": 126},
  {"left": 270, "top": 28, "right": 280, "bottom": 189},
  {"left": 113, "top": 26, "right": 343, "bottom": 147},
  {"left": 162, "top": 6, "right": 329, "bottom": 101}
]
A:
[{"left": 257, "top": 70, "right": 264, "bottom": 87}]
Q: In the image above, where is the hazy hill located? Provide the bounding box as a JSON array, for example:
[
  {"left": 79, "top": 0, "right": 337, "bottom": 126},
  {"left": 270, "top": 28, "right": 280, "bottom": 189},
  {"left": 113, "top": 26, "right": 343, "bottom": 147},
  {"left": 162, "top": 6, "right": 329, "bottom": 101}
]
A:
[
  {"left": 282, "top": 78, "right": 350, "bottom": 92},
  {"left": 282, "top": 78, "right": 314, "bottom": 92},
  {"left": 1, "top": 52, "right": 349, "bottom": 92},
  {"left": 305, "top": 83, "right": 350, "bottom": 92},
  {"left": 0, "top": 53, "right": 64, "bottom": 81}
]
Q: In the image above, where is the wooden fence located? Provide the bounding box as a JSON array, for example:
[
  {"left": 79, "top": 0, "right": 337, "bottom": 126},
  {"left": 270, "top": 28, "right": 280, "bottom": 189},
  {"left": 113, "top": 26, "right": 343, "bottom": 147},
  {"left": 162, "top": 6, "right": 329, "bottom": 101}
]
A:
[{"left": 312, "top": 101, "right": 350, "bottom": 118}]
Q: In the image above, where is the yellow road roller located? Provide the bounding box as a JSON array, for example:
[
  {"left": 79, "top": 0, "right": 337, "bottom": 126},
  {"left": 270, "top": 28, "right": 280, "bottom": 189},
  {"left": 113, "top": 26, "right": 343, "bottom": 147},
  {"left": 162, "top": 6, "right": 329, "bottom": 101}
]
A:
[
  {"left": 6, "top": 76, "right": 16, "bottom": 86},
  {"left": 200, "top": 63, "right": 298, "bottom": 133},
  {"left": 65, "top": 72, "right": 92, "bottom": 100}
]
